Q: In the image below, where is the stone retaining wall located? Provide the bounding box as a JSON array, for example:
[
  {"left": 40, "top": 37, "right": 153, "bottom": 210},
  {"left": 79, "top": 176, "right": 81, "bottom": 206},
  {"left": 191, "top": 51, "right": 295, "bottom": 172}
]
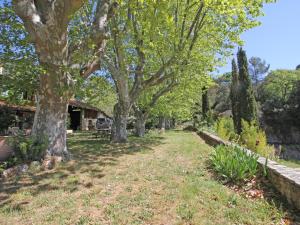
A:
[{"left": 198, "top": 130, "right": 300, "bottom": 211}]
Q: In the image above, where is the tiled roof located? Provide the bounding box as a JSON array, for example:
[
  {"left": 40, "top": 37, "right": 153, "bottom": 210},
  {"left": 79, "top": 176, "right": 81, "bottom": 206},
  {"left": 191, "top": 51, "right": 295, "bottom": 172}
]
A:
[
  {"left": 0, "top": 100, "right": 35, "bottom": 112},
  {"left": 69, "top": 99, "right": 111, "bottom": 118},
  {"left": 0, "top": 99, "right": 111, "bottom": 118}
]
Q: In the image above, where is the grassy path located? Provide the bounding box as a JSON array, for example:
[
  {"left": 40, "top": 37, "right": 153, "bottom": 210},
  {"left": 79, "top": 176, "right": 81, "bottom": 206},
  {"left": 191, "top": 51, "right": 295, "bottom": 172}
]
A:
[{"left": 0, "top": 131, "right": 287, "bottom": 224}]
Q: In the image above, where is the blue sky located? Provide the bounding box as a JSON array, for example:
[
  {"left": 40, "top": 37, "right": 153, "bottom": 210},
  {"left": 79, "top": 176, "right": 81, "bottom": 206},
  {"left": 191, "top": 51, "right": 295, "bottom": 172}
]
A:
[{"left": 217, "top": 0, "right": 300, "bottom": 74}]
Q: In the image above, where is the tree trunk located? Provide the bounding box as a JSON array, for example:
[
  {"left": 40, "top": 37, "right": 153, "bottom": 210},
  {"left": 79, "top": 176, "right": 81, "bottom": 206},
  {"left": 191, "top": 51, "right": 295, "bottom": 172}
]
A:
[
  {"left": 134, "top": 110, "right": 146, "bottom": 137},
  {"left": 170, "top": 118, "right": 176, "bottom": 129},
  {"left": 165, "top": 118, "right": 171, "bottom": 130},
  {"left": 158, "top": 116, "right": 166, "bottom": 131},
  {"left": 111, "top": 103, "right": 130, "bottom": 143},
  {"left": 30, "top": 28, "right": 72, "bottom": 160},
  {"left": 32, "top": 65, "right": 71, "bottom": 159}
]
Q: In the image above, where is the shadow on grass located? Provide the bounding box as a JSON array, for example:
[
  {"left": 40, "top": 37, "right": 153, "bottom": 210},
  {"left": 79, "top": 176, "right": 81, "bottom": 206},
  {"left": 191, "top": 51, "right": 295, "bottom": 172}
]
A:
[{"left": 0, "top": 132, "right": 165, "bottom": 208}]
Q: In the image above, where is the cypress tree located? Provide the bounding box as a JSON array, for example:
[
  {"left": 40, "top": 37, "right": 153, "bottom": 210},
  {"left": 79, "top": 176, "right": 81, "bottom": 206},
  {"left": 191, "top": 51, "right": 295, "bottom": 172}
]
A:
[
  {"left": 230, "top": 59, "right": 241, "bottom": 133},
  {"left": 237, "top": 47, "right": 258, "bottom": 126},
  {"left": 202, "top": 87, "right": 209, "bottom": 118}
]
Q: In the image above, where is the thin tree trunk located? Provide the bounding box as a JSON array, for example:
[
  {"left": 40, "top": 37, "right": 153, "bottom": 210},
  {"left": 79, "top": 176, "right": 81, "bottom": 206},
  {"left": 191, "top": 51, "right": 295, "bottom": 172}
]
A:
[{"left": 111, "top": 103, "right": 130, "bottom": 143}]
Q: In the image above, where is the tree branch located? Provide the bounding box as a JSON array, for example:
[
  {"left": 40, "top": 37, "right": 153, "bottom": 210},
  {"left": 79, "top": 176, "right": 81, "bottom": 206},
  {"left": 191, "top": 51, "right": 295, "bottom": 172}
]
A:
[
  {"left": 75, "top": 1, "right": 118, "bottom": 78},
  {"left": 148, "top": 80, "right": 178, "bottom": 109},
  {"left": 142, "top": 56, "right": 177, "bottom": 88}
]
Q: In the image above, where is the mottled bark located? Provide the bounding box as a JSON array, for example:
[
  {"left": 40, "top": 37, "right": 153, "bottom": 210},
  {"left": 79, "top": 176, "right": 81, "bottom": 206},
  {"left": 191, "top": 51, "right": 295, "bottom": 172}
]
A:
[
  {"left": 135, "top": 117, "right": 146, "bottom": 137},
  {"left": 165, "top": 119, "right": 171, "bottom": 130},
  {"left": 158, "top": 117, "right": 166, "bottom": 131},
  {"left": 31, "top": 62, "right": 71, "bottom": 158},
  {"left": 134, "top": 108, "right": 147, "bottom": 137},
  {"left": 111, "top": 102, "right": 130, "bottom": 143}
]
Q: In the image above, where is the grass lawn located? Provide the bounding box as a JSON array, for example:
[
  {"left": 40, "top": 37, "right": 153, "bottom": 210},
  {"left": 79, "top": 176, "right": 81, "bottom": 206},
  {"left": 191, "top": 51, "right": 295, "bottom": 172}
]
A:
[{"left": 0, "top": 131, "right": 296, "bottom": 224}]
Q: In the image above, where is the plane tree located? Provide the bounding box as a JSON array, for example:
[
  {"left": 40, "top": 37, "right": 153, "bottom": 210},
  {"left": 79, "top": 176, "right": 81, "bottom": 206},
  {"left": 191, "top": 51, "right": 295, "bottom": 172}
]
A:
[
  {"left": 9, "top": 0, "right": 117, "bottom": 159},
  {"left": 103, "top": 0, "right": 272, "bottom": 142}
]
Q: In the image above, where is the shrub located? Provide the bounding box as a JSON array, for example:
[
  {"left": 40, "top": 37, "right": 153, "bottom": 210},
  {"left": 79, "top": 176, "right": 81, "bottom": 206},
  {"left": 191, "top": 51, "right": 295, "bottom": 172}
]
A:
[
  {"left": 240, "top": 120, "right": 275, "bottom": 158},
  {"left": 0, "top": 156, "right": 18, "bottom": 173},
  {"left": 8, "top": 135, "right": 48, "bottom": 162},
  {"left": 211, "top": 145, "right": 259, "bottom": 183},
  {"left": 215, "top": 117, "right": 238, "bottom": 141}
]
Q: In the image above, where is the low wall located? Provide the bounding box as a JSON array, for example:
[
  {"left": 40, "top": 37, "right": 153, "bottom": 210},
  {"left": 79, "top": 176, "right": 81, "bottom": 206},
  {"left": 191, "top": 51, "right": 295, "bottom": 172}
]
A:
[{"left": 198, "top": 130, "right": 300, "bottom": 211}]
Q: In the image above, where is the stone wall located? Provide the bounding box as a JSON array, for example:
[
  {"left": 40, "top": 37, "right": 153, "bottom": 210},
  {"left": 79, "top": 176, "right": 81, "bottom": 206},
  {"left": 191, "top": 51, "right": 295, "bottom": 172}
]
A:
[{"left": 198, "top": 130, "right": 300, "bottom": 211}]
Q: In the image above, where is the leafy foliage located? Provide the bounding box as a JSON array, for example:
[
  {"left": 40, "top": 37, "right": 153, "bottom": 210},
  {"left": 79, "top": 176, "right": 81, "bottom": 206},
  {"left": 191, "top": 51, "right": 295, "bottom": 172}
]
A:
[
  {"left": 240, "top": 120, "right": 275, "bottom": 158},
  {"left": 259, "top": 69, "right": 300, "bottom": 108},
  {"left": 8, "top": 135, "right": 48, "bottom": 162},
  {"left": 0, "top": 156, "right": 18, "bottom": 174},
  {"left": 215, "top": 117, "right": 237, "bottom": 141},
  {"left": 288, "top": 80, "right": 300, "bottom": 126},
  {"left": 209, "top": 74, "right": 231, "bottom": 114},
  {"left": 77, "top": 75, "right": 117, "bottom": 115},
  {"left": 211, "top": 145, "right": 259, "bottom": 183},
  {"left": 0, "top": 1, "right": 40, "bottom": 102}
]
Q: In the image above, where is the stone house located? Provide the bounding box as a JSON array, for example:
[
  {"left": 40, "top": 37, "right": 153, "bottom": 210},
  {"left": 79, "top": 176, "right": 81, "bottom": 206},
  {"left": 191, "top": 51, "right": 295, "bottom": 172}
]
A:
[{"left": 0, "top": 99, "right": 111, "bottom": 132}]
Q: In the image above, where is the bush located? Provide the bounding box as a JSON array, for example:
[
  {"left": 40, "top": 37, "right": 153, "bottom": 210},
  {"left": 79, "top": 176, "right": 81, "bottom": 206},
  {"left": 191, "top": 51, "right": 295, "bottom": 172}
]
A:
[
  {"left": 240, "top": 120, "right": 275, "bottom": 158},
  {"left": 215, "top": 117, "right": 238, "bottom": 141},
  {"left": 0, "top": 156, "right": 18, "bottom": 173},
  {"left": 211, "top": 145, "right": 259, "bottom": 183},
  {"left": 8, "top": 135, "right": 48, "bottom": 162}
]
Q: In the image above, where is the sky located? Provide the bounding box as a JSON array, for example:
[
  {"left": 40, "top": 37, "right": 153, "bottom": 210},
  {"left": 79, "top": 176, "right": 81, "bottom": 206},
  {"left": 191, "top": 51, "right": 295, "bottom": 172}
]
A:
[{"left": 217, "top": 0, "right": 300, "bottom": 74}]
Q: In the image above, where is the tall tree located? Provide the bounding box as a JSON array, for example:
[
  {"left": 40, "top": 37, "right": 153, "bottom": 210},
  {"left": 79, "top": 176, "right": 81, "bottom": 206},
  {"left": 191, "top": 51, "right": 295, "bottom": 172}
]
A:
[
  {"left": 237, "top": 48, "right": 258, "bottom": 126},
  {"left": 248, "top": 57, "right": 270, "bottom": 85},
  {"left": 210, "top": 73, "right": 231, "bottom": 114},
  {"left": 259, "top": 69, "right": 300, "bottom": 106},
  {"left": 230, "top": 58, "right": 241, "bottom": 133},
  {"left": 11, "top": 0, "right": 116, "bottom": 159},
  {"left": 104, "top": 0, "right": 273, "bottom": 142},
  {"left": 201, "top": 87, "right": 209, "bottom": 118},
  {"left": 133, "top": 79, "right": 178, "bottom": 137},
  {"left": 151, "top": 74, "right": 210, "bottom": 126},
  {"left": 104, "top": 0, "right": 209, "bottom": 142}
]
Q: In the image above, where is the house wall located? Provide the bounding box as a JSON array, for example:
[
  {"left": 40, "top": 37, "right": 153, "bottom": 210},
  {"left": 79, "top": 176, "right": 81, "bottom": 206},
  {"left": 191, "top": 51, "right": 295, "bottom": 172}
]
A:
[{"left": 81, "top": 110, "right": 109, "bottom": 131}]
